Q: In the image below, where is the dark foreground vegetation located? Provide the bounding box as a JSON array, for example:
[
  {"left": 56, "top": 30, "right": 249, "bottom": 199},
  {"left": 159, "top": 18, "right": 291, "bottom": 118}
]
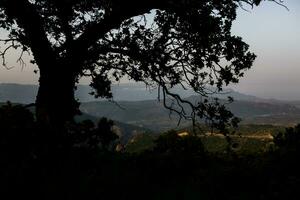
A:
[{"left": 1, "top": 103, "right": 300, "bottom": 200}]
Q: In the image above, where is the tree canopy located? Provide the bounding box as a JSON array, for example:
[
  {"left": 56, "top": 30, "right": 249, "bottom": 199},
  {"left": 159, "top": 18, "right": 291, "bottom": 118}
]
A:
[{"left": 0, "top": 0, "right": 278, "bottom": 130}]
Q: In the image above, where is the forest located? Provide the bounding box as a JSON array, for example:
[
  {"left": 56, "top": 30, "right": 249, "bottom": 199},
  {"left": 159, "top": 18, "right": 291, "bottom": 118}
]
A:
[{"left": 1, "top": 0, "right": 300, "bottom": 199}]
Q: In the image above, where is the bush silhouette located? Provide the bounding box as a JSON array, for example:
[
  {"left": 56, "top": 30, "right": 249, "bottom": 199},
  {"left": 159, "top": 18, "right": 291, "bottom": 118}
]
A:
[
  {"left": 273, "top": 124, "right": 300, "bottom": 153},
  {"left": 154, "top": 130, "right": 204, "bottom": 155},
  {"left": 0, "top": 102, "right": 36, "bottom": 161},
  {"left": 67, "top": 118, "right": 119, "bottom": 151}
]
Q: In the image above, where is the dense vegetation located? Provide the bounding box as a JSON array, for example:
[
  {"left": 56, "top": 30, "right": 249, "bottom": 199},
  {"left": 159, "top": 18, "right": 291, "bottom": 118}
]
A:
[{"left": 1, "top": 103, "right": 300, "bottom": 199}]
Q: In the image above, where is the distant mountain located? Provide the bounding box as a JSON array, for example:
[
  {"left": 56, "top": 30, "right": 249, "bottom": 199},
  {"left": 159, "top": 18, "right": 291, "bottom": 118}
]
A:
[
  {"left": 185, "top": 95, "right": 300, "bottom": 118},
  {"left": 0, "top": 83, "right": 96, "bottom": 103},
  {"left": 0, "top": 83, "right": 265, "bottom": 103},
  {"left": 2, "top": 83, "right": 300, "bottom": 131},
  {"left": 0, "top": 84, "right": 38, "bottom": 104}
]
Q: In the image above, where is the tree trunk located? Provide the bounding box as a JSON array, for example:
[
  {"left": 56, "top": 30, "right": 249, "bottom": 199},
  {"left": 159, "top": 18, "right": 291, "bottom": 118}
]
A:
[{"left": 35, "top": 65, "right": 79, "bottom": 135}]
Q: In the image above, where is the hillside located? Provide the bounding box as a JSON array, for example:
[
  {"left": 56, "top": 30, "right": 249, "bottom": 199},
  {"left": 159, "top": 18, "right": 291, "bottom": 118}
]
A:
[
  {"left": 75, "top": 113, "right": 151, "bottom": 144},
  {"left": 80, "top": 97, "right": 300, "bottom": 132},
  {"left": 2, "top": 83, "right": 300, "bottom": 131},
  {"left": 80, "top": 100, "right": 188, "bottom": 132}
]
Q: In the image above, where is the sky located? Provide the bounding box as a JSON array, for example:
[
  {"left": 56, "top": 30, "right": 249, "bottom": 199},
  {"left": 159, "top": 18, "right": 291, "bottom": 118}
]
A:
[
  {"left": 230, "top": 0, "right": 300, "bottom": 100},
  {"left": 0, "top": 0, "right": 300, "bottom": 100}
]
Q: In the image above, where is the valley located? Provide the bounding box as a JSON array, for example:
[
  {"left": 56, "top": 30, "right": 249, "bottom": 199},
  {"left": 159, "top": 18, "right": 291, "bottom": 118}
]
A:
[{"left": 1, "top": 83, "right": 299, "bottom": 153}]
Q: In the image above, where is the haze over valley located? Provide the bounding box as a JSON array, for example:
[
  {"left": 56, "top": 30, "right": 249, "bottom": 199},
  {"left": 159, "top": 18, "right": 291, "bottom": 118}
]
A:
[{"left": 1, "top": 83, "right": 300, "bottom": 133}]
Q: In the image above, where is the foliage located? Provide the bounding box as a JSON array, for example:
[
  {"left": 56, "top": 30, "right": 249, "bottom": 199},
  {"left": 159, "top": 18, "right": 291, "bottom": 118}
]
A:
[
  {"left": 273, "top": 124, "right": 300, "bottom": 150},
  {"left": 0, "top": 102, "right": 36, "bottom": 163},
  {"left": 0, "top": 103, "right": 119, "bottom": 154},
  {"left": 125, "top": 125, "right": 277, "bottom": 155},
  {"left": 68, "top": 118, "right": 119, "bottom": 151},
  {"left": 154, "top": 130, "right": 204, "bottom": 155},
  {"left": 0, "top": 0, "right": 263, "bottom": 129},
  {"left": 1, "top": 104, "right": 300, "bottom": 199},
  {"left": 125, "top": 133, "right": 156, "bottom": 154},
  {"left": 197, "top": 97, "right": 241, "bottom": 133},
  {"left": 0, "top": 102, "right": 35, "bottom": 131}
]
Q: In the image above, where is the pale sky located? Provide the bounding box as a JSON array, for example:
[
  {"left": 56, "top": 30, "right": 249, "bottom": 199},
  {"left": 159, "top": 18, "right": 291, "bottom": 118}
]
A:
[
  {"left": 0, "top": 0, "right": 300, "bottom": 100},
  {"left": 230, "top": 0, "right": 300, "bottom": 100}
]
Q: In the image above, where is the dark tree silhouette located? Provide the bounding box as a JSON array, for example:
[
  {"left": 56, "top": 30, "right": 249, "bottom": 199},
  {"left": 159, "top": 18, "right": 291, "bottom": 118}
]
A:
[
  {"left": 0, "top": 0, "right": 278, "bottom": 132},
  {"left": 68, "top": 118, "right": 119, "bottom": 151}
]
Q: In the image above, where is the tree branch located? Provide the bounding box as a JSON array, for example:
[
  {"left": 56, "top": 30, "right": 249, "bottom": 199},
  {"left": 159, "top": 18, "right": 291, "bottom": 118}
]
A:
[{"left": 2, "top": 0, "right": 57, "bottom": 69}]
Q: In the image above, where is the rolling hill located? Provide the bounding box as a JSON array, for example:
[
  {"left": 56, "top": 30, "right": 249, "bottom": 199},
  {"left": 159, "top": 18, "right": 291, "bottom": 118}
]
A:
[
  {"left": 80, "top": 97, "right": 300, "bottom": 132},
  {"left": 2, "top": 83, "right": 300, "bottom": 132}
]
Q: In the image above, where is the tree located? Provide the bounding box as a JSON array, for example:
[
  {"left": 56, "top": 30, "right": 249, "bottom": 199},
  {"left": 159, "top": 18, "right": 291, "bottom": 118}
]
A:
[{"left": 0, "top": 0, "right": 277, "bottom": 132}]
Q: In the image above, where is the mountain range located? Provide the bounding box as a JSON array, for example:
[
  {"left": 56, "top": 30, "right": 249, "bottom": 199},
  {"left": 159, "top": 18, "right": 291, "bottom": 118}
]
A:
[
  {"left": 0, "top": 83, "right": 263, "bottom": 103},
  {"left": 1, "top": 83, "right": 300, "bottom": 133}
]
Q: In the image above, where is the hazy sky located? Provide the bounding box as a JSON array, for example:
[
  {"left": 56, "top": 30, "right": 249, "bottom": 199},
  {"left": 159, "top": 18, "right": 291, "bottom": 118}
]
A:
[
  {"left": 230, "top": 0, "right": 300, "bottom": 100},
  {"left": 0, "top": 0, "right": 300, "bottom": 100}
]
